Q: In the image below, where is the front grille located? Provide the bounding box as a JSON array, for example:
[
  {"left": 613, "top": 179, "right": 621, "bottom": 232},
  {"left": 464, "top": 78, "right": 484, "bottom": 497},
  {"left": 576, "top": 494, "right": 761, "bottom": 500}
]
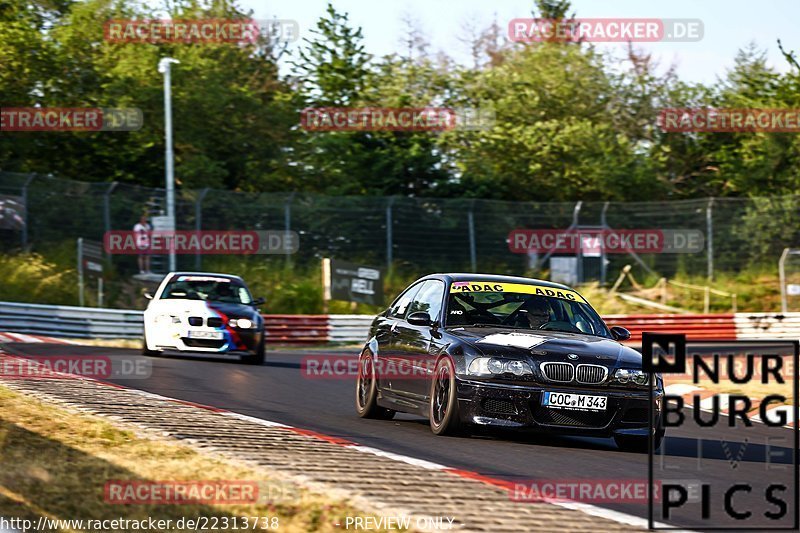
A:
[
  {"left": 482, "top": 398, "right": 517, "bottom": 415},
  {"left": 533, "top": 403, "right": 615, "bottom": 428},
  {"left": 188, "top": 316, "right": 203, "bottom": 326},
  {"left": 576, "top": 364, "right": 608, "bottom": 384},
  {"left": 540, "top": 362, "right": 574, "bottom": 382},
  {"left": 183, "top": 338, "right": 226, "bottom": 348},
  {"left": 207, "top": 317, "right": 224, "bottom": 328}
]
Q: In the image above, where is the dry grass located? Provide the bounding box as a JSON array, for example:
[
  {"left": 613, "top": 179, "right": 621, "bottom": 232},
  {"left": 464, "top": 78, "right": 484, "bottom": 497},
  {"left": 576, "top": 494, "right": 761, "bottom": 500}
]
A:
[{"left": 0, "top": 386, "right": 405, "bottom": 532}]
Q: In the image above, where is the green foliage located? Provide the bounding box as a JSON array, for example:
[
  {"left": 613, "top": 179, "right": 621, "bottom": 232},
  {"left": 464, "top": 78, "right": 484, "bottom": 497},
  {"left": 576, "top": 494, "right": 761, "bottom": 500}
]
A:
[
  {"left": 0, "top": 0, "right": 296, "bottom": 191},
  {"left": 0, "top": 252, "right": 76, "bottom": 304}
]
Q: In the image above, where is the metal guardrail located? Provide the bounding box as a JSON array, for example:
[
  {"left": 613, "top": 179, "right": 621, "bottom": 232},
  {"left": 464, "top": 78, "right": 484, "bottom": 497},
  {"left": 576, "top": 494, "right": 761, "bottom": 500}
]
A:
[
  {"left": 0, "top": 301, "right": 144, "bottom": 338},
  {"left": 0, "top": 301, "right": 798, "bottom": 343}
]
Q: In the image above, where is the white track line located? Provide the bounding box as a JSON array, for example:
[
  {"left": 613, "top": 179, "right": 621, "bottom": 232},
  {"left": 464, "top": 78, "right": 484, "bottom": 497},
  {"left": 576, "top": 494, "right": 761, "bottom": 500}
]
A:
[
  {"left": 664, "top": 383, "right": 702, "bottom": 396},
  {"left": 1, "top": 332, "right": 42, "bottom": 343},
  {"left": 348, "top": 445, "right": 449, "bottom": 471},
  {"left": 751, "top": 405, "right": 796, "bottom": 426},
  {"left": 699, "top": 393, "right": 730, "bottom": 411}
]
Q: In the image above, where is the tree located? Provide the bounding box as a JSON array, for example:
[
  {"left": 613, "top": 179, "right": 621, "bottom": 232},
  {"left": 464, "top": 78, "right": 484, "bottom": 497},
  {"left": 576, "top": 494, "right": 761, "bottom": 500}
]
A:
[
  {"left": 0, "top": 0, "right": 295, "bottom": 192},
  {"left": 438, "top": 43, "right": 664, "bottom": 201}
]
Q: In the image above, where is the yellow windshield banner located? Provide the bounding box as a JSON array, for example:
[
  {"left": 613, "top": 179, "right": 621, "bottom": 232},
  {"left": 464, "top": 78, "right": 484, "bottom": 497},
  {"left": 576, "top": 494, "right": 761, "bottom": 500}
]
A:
[{"left": 450, "top": 281, "right": 587, "bottom": 304}]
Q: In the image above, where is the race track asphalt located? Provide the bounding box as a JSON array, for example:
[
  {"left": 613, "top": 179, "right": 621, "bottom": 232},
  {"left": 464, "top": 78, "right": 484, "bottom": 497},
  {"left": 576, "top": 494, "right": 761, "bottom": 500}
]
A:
[{"left": 4, "top": 342, "right": 797, "bottom": 530}]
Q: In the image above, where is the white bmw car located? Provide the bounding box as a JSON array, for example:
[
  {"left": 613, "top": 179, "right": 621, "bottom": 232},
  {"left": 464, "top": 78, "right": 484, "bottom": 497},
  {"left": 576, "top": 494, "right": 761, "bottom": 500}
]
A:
[{"left": 142, "top": 272, "right": 266, "bottom": 364}]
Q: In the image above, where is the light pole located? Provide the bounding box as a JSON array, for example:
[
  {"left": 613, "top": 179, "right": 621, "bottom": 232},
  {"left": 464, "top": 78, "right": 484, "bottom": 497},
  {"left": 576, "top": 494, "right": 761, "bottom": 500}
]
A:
[
  {"left": 779, "top": 248, "right": 800, "bottom": 313},
  {"left": 158, "top": 57, "right": 179, "bottom": 272}
]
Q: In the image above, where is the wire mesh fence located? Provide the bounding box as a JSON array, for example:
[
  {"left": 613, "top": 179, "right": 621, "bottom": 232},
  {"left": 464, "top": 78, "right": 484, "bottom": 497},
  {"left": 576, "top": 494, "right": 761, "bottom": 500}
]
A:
[{"left": 1, "top": 172, "right": 798, "bottom": 284}]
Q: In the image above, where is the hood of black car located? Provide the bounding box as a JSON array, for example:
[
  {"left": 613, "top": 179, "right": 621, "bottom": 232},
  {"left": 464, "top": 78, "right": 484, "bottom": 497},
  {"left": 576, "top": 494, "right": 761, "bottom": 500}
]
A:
[
  {"left": 448, "top": 327, "right": 642, "bottom": 368},
  {"left": 205, "top": 301, "right": 260, "bottom": 319}
]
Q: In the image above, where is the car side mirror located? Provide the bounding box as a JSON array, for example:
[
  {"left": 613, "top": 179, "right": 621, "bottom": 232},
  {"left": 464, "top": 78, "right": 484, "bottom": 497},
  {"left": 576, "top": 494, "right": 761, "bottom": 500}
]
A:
[
  {"left": 143, "top": 291, "right": 153, "bottom": 300},
  {"left": 251, "top": 297, "right": 265, "bottom": 306},
  {"left": 610, "top": 326, "right": 631, "bottom": 341},
  {"left": 407, "top": 311, "right": 433, "bottom": 327}
]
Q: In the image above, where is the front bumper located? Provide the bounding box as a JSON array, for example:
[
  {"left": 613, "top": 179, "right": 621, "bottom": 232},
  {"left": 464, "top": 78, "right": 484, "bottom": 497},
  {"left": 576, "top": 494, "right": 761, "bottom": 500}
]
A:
[
  {"left": 457, "top": 377, "right": 662, "bottom": 437},
  {"left": 155, "top": 327, "right": 264, "bottom": 354}
]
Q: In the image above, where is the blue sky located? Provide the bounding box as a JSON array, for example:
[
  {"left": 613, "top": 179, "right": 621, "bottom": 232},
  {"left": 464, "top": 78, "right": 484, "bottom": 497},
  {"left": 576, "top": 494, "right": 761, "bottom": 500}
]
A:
[{"left": 241, "top": 0, "right": 800, "bottom": 84}]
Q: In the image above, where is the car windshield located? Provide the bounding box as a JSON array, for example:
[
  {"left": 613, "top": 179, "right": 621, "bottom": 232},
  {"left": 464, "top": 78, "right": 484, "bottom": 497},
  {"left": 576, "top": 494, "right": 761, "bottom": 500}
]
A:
[
  {"left": 161, "top": 276, "right": 252, "bottom": 304},
  {"left": 445, "top": 281, "right": 611, "bottom": 338}
]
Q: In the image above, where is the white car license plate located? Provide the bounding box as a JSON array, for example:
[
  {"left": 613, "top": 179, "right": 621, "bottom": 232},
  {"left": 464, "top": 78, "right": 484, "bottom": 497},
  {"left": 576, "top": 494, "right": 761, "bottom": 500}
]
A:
[
  {"left": 542, "top": 391, "right": 607, "bottom": 411},
  {"left": 187, "top": 330, "right": 224, "bottom": 340}
]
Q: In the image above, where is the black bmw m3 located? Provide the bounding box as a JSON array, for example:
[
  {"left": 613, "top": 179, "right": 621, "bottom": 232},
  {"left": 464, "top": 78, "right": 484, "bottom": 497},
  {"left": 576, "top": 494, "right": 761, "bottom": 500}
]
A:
[{"left": 355, "top": 274, "right": 665, "bottom": 451}]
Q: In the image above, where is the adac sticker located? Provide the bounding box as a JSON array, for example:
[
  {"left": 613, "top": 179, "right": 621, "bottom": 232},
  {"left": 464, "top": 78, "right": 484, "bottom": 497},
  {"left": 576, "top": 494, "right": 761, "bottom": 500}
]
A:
[{"left": 450, "top": 281, "right": 587, "bottom": 304}]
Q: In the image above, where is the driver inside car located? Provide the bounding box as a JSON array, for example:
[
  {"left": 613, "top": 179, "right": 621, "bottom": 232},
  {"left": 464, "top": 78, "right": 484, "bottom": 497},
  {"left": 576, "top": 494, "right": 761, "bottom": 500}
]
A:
[{"left": 513, "top": 296, "right": 552, "bottom": 329}]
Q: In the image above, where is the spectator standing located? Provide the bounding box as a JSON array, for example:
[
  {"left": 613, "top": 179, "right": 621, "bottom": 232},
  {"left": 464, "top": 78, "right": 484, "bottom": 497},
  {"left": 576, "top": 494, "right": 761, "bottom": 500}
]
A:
[{"left": 133, "top": 214, "right": 152, "bottom": 274}]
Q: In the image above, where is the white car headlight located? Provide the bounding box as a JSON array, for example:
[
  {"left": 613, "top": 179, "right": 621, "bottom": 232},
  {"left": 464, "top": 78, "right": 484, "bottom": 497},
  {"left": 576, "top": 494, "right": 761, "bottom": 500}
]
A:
[
  {"left": 468, "top": 357, "right": 533, "bottom": 377},
  {"left": 229, "top": 318, "right": 253, "bottom": 329},
  {"left": 614, "top": 368, "right": 649, "bottom": 385}
]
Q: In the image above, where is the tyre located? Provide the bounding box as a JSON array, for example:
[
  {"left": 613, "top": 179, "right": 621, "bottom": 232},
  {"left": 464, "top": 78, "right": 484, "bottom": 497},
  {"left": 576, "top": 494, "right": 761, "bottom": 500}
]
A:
[
  {"left": 614, "top": 428, "right": 664, "bottom": 453},
  {"left": 242, "top": 334, "right": 266, "bottom": 365},
  {"left": 429, "top": 356, "right": 464, "bottom": 436},
  {"left": 355, "top": 351, "right": 395, "bottom": 419},
  {"left": 141, "top": 329, "right": 160, "bottom": 356}
]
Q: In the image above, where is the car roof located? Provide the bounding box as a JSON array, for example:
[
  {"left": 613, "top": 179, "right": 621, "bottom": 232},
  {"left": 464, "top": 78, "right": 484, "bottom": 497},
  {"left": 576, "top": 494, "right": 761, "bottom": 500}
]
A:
[
  {"left": 166, "top": 271, "right": 244, "bottom": 281},
  {"left": 419, "top": 273, "right": 574, "bottom": 290}
]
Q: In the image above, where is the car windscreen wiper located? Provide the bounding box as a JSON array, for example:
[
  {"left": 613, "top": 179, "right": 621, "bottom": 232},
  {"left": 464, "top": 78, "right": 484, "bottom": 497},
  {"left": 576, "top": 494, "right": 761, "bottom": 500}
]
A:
[{"left": 541, "top": 327, "right": 610, "bottom": 339}]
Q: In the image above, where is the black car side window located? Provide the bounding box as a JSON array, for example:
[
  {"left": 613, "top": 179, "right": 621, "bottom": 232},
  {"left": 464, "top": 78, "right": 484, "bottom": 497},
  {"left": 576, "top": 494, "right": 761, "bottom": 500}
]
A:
[
  {"left": 407, "top": 280, "right": 445, "bottom": 323},
  {"left": 389, "top": 283, "right": 423, "bottom": 319}
]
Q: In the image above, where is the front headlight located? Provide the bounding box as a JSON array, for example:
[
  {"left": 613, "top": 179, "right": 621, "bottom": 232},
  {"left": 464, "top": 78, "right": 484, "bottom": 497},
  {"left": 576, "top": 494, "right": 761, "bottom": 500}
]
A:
[
  {"left": 155, "top": 314, "right": 181, "bottom": 325},
  {"left": 229, "top": 318, "right": 254, "bottom": 329},
  {"left": 613, "top": 368, "right": 649, "bottom": 386},
  {"left": 468, "top": 357, "right": 533, "bottom": 377}
]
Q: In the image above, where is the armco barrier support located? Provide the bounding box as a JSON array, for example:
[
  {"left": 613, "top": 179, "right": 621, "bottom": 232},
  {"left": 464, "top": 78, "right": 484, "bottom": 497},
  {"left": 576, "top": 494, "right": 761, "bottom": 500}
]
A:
[{"left": 0, "top": 301, "right": 798, "bottom": 344}]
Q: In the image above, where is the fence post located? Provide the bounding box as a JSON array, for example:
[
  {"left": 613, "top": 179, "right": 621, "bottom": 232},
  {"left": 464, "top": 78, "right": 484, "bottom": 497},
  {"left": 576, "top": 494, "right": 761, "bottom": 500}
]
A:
[
  {"left": 386, "top": 197, "right": 395, "bottom": 267},
  {"left": 77, "top": 238, "right": 84, "bottom": 307},
  {"left": 600, "top": 201, "right": 610, "bottom": 285},
  {"left": 21, "top": 173, "right": 35, "bottom": 249},
  {"left": 103, "top": 182, "right": 117, "bottom": 236},
  {"left": 284, "top": 192, "right": 295, "bottom": 266},
  {"left": 468, "top": 201, "right": 477, "bottom": 272},
  {"left": 195, "top": 188, "right": 210, "bottom": 270},
  {"left": 706, "top": 198, "right": 714, "bottom": 281},
  {"left": 103, "top": 182, "right": 117, "bottom": 271}
]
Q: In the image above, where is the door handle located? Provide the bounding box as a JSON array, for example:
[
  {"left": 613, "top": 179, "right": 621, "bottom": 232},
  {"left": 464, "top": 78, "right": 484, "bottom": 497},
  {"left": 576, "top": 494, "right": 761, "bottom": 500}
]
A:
[{"left": 390, "top": 324, "right": 400, "bottom": 337}]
